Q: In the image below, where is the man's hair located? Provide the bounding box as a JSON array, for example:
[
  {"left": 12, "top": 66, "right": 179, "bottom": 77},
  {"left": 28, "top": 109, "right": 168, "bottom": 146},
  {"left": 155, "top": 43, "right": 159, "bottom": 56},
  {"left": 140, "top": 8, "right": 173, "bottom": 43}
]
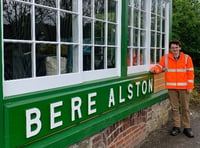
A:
[{"left": 169, "top": 40, "right": 182, "bottom": 48}]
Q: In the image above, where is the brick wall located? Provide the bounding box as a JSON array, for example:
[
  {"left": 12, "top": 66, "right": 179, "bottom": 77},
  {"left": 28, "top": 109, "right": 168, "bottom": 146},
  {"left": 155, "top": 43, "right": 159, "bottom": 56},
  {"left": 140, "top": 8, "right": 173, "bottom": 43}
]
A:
[
  {"left": 68, "top": 99, "right": 170, "bottom": 148},
  {"left": 68, "top": 73, "right": 168, "bottom": 148}
]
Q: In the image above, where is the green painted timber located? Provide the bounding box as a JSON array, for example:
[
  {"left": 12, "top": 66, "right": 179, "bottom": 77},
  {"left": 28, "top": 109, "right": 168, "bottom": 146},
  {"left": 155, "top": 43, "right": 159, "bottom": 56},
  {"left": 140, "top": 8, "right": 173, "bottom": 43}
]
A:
[
  {"left": 25, "top": 90, "right": 168, "bottom": 148},
  {"left": 121, "top": 0, "right": 128, "bottom": 77},
  {"left": 4, "top": 74, "right": 155, "bottom": 148}
]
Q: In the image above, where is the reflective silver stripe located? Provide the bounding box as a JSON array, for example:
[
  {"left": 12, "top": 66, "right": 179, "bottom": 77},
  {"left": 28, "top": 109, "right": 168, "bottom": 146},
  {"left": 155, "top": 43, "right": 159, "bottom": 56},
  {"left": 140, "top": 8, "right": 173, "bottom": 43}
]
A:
[
  {"left": 177, "top": 69, "right": 186, "bottom": 72},
  {"left": 188, "top": 80, "right": 194, "bottom": 83},
  {"left": 186, "top": 68, "right": 194, "bottom": 71},
  {"left": 185, "top": 54, "right": 188, "bottom": 67},
  {"left": 167, "top": 69, "right": 186, "bottom": 72},
  {"left": 164, "top": 54, "right": 168, "bottom": 71},
  {"left": 167, "top": 69, "right": 176, "bottom": 72},
  {"left": 166, "top": 82, "right": 187, "bottom": 86},
  {"left": 177, "top": 82, "right": 187, "bottom": 86},
  {"left": 166, "top": 82, "right": 176, "bottom": 86}
]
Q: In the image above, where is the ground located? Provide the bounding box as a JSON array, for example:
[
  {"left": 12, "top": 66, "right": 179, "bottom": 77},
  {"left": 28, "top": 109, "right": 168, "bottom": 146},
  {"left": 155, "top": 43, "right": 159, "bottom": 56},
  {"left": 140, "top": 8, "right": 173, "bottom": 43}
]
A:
[{"left": 138, "top": 104, "right": 200, "bottom": 148}]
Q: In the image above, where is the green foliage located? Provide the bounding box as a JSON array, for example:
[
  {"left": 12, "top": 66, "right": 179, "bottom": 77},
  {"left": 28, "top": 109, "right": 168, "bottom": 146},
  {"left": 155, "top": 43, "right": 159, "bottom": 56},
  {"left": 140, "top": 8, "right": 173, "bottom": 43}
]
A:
[
  {"left": 172, "top": 0, "right": 200, "bottom": 68},
  {"left": 190, "top": 89, "right": 200, "bottom": 105}
]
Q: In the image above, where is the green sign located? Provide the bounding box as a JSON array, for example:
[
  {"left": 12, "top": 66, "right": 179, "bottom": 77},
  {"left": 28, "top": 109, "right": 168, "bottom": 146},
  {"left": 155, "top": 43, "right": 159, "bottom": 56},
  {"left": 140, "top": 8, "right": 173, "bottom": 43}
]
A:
[{"left": 4, "top": 76, "right": 153, "bottom": 147}]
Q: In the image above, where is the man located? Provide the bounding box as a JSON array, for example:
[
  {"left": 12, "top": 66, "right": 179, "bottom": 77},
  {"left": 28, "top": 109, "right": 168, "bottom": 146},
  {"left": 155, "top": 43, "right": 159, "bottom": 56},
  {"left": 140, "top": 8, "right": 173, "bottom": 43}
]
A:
[{"left": 150, "top": 40, "right": 194, "bottom": 138}]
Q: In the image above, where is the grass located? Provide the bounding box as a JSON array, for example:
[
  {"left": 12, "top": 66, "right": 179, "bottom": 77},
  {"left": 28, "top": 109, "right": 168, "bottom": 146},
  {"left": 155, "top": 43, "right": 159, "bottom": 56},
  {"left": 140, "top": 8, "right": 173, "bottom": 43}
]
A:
[{"left": 190, "top": 89, "right": 200, "bottom": 105}]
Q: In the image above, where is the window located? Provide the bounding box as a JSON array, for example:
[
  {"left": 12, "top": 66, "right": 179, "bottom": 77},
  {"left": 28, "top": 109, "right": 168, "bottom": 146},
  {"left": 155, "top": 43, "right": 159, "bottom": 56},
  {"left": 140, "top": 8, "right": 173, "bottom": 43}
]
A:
[
  {"left": 127, "top": 0, "right": 169, "bottom": 74},
  {"left": 150, "top": 0, "right": 168, "bottom": 64},
  {"left": 2, "top": 0, "right": 121, "bottom": 96}
]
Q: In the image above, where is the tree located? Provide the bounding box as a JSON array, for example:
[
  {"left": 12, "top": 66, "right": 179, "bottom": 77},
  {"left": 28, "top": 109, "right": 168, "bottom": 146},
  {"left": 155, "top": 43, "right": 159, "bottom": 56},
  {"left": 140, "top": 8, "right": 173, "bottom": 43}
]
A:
[{"left": 172, "top": 0, "right": 200, "bottom": 71}]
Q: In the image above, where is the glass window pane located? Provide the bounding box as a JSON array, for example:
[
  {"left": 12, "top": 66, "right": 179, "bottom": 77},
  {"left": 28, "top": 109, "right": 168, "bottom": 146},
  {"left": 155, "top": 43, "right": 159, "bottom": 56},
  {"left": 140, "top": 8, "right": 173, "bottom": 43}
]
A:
[
  {"left": 60, "top": 0, "right": 78, "bottom": 12},
  {"left": 162, "top": 18, "right": 165, "bottom": 32},
  {"left": 128, "top": 7, "right": 133, "bottom": 26},
  {"left": 4, "top": 43, "right": 32, "bottom": 80},
  {"left": 128, "top": 48, "right": 140, "bottom": 66},
  {"left": 151, "top": 31, "right": 155, "bottom": 47},
  {"left": 60, "top": 12, "right": 78, "bottom": 43},
  {"left": 127, "top": 48, "right": 131, "bottom": 66},
  {"left": 83, "top": 0, "right": 92, "bottom": 16},
  {"left": 162, "top": 34, "right": 165, "bottom": 48},
  {"left": 3, "top": 1, "right": 31, "bottom": 40},
  {"left": 108, "top": 24, "right": 116, "bottom": 45},
  {"left": 36, "top": 44, "right": 57, "bottom": 76},
  {"left": 140, "top": 49, "right": 145, "bottom": 65},
  {"left": 95, "top": 21, "right": 105, "bottom": 45},
  {"left": 35, "top": 0, "right": 56, "bottom": 7},
  {"left": 95, "top": 0, "right": 105, "bottom": 20},
  {"left": 128, "top": 0, "right": 132, "bottom": 5},
  {"left": 128, "top": 28, "right": 131, "bottom": 46},
  {"left": 141, "top": 0, "right": 146, "bottom": 10},
  {"left": 162, "top": 49, "right": 165, "bottom": 56},
  {"left": 133, "top": 29, "right": 139, "bottom": 46},
  {"left": 61, "top": 45, "right": 78, "bottom": 73},
  {"left": 157, "top": 33, "right": 160, "bottom": 47},
  {"left": 162, "top": 2, "right": 166, "bottom": 17},
  {"left": 108, "top": 0, "right": 116, "bottom": 22},
  {"left": 140, "top": 30, "right": 145, "bottom": 47},
  {"left": 134, "top": 48, "right": 139, "bottom": 65},
  {"left": 151, "top": 14, "right": 156, "bottom": 30},
  {"left": 150, "top": 48, "right": 155, "bottom": 64},
  {"left": 83, "top": 46, "right": 92, "bottom": 71},
  {"left": 156, "top": 48, "right": 161, "bottom": 63},
  {"left": 134, "top": 0, "right": 139, "bottom": 8},
  {"left": 141, "top": 11, "right": 146, "bottom": 29},
  {"left": 157, "top": 16, "right": 161, "bottom": 31},
  {"left": 107, "top": 47, "right": 116, "bottom": 68},
  {"left": 133, "top": 9, "right": 139, "bottom": 27},
  {"left": 83, "top": 18, "right": 92, "bottom": 44},
  {"left": 95, "top": 46, "right": 104, "bottom": 70},
  {"left": 157, "top": 0, "right": 161, "bottom": 15},
  {"left": 35, "top": 7, "right": 57, "bottom": 41},
  {"left": 151, "top": 0, "right": 156, "bottom": 13}
]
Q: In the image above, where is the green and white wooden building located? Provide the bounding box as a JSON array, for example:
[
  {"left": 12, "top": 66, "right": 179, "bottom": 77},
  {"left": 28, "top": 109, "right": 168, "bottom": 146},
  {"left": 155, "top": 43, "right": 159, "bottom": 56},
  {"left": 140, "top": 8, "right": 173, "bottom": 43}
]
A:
[{"left": 0, "top": 0, "right": 172, "bottom": 147}]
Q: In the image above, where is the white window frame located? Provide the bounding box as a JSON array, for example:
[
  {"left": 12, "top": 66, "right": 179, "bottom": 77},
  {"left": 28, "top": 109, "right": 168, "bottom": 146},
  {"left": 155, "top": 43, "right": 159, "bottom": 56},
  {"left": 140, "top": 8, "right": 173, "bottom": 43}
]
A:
[
  {"left": 2, "top": 0, "right": 121, "bottom": 97},
  {"left": 127, "top": 0, "right": 169, "bottom": 75}
]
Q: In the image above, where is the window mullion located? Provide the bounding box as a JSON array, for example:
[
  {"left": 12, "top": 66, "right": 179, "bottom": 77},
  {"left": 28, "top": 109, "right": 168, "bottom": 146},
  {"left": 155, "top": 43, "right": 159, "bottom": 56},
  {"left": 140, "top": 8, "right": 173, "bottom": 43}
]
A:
[
  {"left": 105, "top": 0, "right": 108, "bottom": 69},
  {"left": 57, "top": 0, "right": 61, "bottom": 75},
  {"left": 91, "top": 0, "right": 95, "bottom": 70},
  {"left": 32, "top": 0, "right": 36, "bottom": 77},
  {"left": 79, "top": 0, "right": 83, "bottom": 72},
  {"left": 146, "top": 0, "right": 151, "bottom": 65},
  {"left": 165, "top": 2, "right": 170, "bottom": 54}
]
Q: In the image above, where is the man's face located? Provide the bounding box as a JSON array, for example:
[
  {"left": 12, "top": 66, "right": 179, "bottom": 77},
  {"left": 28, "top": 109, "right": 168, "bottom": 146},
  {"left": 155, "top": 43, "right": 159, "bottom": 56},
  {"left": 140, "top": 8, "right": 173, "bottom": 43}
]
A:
[{"left": 170, "top": 43, "right": 181, "bottom": 56}]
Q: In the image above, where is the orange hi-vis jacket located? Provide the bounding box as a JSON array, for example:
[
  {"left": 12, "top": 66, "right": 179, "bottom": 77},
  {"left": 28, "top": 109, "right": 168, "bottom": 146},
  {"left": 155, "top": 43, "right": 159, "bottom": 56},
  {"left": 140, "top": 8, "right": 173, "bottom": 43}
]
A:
[{"left": 151, "top": 52, "right": 194, "bottom": 89}]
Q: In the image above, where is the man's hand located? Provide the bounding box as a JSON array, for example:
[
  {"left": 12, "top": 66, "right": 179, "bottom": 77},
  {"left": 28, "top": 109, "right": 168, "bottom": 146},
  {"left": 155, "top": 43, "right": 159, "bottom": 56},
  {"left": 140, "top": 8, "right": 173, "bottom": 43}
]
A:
[
  {"left": 187, "top": 89, "right": 193, "bottom": 94},
  {"left": 149, "top": 67, "right": 159, "bottom": 74}
]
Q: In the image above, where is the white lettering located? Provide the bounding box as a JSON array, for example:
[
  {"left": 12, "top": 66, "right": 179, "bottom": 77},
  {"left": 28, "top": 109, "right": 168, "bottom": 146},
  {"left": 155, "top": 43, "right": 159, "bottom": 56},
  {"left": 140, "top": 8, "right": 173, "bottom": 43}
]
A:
[
  {"left": 135, "top": 81, "right": 141, "bottom": 97},
  {"left": 108, "top": 88, "right": 115, "bottom": 107},
  {"left": 71, "top": 97, "right": 82, "bottom": 121},
  {"left": 26, "top": 108, "right": 41, "bottom": 138},
  {"left": 142, "top": 80, "right": 147, "bottom": 95},
  {"left": 88, "top": 92, "right": 97, "bottom": 115},
  {"left": 128, "top": 83, "right": 133, "bottom": 100},
  {"left": 50, "top": 101, "right": 63, "bottom": 129},
  {"left": 119, "top": 86, "right": 125, "bottom": 103},
  {"left": 149, "top": 79, "right": 153, "bottom": 92}
]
